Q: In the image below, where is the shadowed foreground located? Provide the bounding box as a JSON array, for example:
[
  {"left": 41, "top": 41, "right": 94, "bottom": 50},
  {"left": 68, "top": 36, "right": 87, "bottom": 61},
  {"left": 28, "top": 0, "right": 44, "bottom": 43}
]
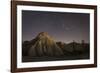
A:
[{"left": 22, "top": 54, "right": 89, "bottom": 62}]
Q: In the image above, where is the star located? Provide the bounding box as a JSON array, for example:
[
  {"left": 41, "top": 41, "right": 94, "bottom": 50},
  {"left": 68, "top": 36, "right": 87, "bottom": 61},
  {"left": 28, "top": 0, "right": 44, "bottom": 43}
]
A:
[{"left": 62, "top": 24, "right": 70, "bottom": 31}]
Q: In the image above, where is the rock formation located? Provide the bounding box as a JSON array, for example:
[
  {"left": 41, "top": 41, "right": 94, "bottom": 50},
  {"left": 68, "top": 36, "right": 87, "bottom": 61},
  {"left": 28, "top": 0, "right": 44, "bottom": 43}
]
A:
[{"left": 28, "top": 32, "right": 64, "bottom": 57}]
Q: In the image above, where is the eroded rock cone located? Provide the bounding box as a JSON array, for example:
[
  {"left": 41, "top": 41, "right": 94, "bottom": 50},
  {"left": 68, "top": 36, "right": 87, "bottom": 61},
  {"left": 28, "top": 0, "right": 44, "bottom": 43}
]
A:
[{"left": 28, "top": 32, "right": 64, "bottom": 57}]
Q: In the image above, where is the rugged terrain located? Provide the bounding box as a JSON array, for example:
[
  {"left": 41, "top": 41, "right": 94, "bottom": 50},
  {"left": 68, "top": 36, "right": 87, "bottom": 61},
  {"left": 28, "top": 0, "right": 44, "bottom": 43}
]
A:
[{"left": 22, "top": 32, "right": 89, "bottom": 62}]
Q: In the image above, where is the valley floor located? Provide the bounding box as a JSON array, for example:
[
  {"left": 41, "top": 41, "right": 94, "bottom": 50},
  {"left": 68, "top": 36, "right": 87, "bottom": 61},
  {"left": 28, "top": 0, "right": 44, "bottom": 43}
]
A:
[{"left": 22, "top": 53, "right": 89, "bottom": 62}]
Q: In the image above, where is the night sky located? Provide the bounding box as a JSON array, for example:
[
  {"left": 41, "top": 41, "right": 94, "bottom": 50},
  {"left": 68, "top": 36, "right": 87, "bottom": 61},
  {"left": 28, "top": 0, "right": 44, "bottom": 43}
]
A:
[{"left": 22, "top": 10, "right": 90, "bottom": 43}]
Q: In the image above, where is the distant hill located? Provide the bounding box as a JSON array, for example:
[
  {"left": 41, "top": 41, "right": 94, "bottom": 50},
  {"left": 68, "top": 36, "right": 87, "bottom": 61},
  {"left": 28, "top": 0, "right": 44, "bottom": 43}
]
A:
[{"left": 56, "top": 41, "right": 89, "bottom": 56}]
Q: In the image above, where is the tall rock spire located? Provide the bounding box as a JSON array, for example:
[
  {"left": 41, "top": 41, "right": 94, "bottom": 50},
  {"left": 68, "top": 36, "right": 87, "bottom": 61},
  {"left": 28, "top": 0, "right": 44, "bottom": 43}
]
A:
[{"left": 28, "top": 32, "right": 64, "bottom": 57}]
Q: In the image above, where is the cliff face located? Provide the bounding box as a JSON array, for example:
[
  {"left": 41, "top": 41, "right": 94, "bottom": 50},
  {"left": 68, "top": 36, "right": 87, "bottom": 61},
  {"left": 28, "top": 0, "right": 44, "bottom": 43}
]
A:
[{"left": 28, "top": 32, "right": 64, "bottom": 57}]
